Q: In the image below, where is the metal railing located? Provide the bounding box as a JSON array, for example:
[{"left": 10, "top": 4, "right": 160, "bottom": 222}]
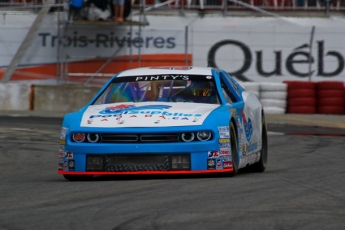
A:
[
  {"left": 0, "top": 0, "right": 44, "bottom": 8},
  {"left": 0, "top": 0, "right": 344, "bottom": 11}
]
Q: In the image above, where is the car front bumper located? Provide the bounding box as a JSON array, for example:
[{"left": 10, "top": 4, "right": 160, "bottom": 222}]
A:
[{"left": 58, "top": 141, "right": 234, "bottom": 175}]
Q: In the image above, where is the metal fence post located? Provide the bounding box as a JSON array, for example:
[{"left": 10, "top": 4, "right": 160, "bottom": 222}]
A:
[
  {"left": 185, "top": 26, "right": 188, "bottom": 66},
  {"left": 308, "top": 25, "right": 315, "bottom": 82}
]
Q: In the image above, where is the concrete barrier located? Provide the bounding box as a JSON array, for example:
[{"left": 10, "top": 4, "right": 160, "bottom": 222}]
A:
[
  {"left": 0, "top": 83, "right": 31, "bottom": 110},
  {"left": 1, "top": 81, "right": 344, "bottom": 115},
  {"left": 33, "top": 85, "right": 101, "bottom": 113}
]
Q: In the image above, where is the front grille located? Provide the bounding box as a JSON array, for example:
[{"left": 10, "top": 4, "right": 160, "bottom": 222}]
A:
[
  {"left": 101, "top": 134, "right": 138, "bottom": 142},
  {"left": 106, "top": 155, "right": 169, "bottom": 172},
  {"left": 101, "top": 133, "right": 180, "bottom": 143},
  {"left": 71, "top": 132, "right": 213, "bottom": 143},
  {"left": 140, "top": 134, "right": 179, "bottom": 142},
  {"left": 86, "top": 154, "right": 190, "bottom": 172}
]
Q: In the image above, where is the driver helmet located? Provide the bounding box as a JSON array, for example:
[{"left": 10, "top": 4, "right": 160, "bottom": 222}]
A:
[{"left": 191, "top": 81, "right": 214, "bottom": 97}]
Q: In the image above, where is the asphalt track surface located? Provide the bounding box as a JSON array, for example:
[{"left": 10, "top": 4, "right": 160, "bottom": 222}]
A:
[{"left": 0, "top": 116, "right": 345, "bottom": 230}]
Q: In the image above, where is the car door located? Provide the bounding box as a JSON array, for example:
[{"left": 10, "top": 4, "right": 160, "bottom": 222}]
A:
[{"left": 220, "top": 71, "right": 262, "bottom": 168}]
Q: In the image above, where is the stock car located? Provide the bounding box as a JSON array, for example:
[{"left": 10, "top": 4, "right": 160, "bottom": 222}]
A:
[{"left": 58, "top": 66, "right": 268, "bottom": 181}]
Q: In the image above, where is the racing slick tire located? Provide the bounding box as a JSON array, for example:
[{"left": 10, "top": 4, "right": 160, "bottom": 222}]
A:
[
  {"left": 316, "top": 81, "right": 344, "bottom": 90},
  {"left": 317, "top": 97, "right": 345, "bottom": 106},
  {"left": 283, "top": 81, "right": 316, "bottom": 90},
  {"left": 229, "top": 121, "right": 239, "bottom": 177},
  {"left": 63, "top": 174, "right": 93, "bottom": 181},
  {"left": 316, "top": 89, "right": 344, "bottom": 98},
  {"left": 287, "top": 89, "right": 316, "bottom": 98},
  {"left": 288, "top": 97, "right": 316, "bottom": 106},
  {"left": 250, "top": 118, "right": 268, "bottom": 172}
]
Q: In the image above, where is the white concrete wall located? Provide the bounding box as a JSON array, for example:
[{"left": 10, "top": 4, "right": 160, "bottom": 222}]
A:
[
  {"left": 33, "top": 85, "right": 101, "bottom": 113},
  {"left": 0, "top": 83, "right": 31, "bottom": 110}
]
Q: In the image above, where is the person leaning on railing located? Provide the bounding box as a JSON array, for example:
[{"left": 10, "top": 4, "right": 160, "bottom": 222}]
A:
[{"left": 113, "top": 0, "right": 125, "bottom": 22}]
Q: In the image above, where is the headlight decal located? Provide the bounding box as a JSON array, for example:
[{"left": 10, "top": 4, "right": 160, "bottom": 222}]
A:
[
  {"left": 181, "top": 132, "right": 195, "bottom": 142},
  {"left": 197, "top": 131, "right": 212, "bottom": 141},
  {"left": 87, "top": 133, "right": 100, "bottom": 143},
  {"left": 73, "top": 133, "right": 86, "bottom": 142}
]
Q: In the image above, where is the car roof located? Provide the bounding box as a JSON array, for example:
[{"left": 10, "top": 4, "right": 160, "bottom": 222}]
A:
[{"left": 116, "top": 66, "right": 215, "bottom": 77}]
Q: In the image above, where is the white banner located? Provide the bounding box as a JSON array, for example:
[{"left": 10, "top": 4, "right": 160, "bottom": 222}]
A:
[
  {"left": 1, "top": 13, "right": 344, "bottom": 82},
  {"left": 186, "top": 17, "right": 345, "bottom": 82}
]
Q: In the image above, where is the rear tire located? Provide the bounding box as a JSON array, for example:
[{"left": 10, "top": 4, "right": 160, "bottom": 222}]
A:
[
  {"left": 229, "top": 122, "right": 239, "bottom": 177},
  {"left": 251, "top": 118, "right": 268, "bottom": 172},
  {"left": 63, "top": 175, "right": 93, "bottom": 181}
]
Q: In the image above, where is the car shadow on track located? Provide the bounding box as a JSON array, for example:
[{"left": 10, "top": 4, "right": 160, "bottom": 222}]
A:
[
  {"left": 92, "top": 174, "right": 229, "bottom": 181},
  {"left": 55, "top": 169, "right": 266, "bottom": 182}
]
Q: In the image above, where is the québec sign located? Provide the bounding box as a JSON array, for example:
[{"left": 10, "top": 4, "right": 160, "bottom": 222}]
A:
[{"left": 207, "top": 39, "right": 345, "bottom": 81}]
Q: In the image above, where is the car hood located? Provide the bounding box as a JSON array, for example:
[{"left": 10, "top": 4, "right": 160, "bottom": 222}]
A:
[{"left": 80, "top": 102, "right": 220, "bottom": 128}]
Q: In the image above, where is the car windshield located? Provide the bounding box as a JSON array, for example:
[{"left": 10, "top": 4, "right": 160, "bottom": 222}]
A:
[{"left": 93, "top": 75, "right": 220, "bottom": 105}]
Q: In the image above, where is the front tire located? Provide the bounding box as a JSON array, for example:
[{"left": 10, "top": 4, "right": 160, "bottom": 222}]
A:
[
  {"left": 229, "top": 122, "right": 239, "bottom": 177},
  {"left": 251, "top": 118, "right": 268, "bottom": 172}
]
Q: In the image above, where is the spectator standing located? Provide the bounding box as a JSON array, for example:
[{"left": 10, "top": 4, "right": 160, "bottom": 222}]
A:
[{"left": 114, "top": 0, "right": 125, "bottom": 22}]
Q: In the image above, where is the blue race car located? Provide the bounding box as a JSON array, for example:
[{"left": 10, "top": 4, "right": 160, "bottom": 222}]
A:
[{"left": 58, "top": 66, "right": 268, "bottom": 180}]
